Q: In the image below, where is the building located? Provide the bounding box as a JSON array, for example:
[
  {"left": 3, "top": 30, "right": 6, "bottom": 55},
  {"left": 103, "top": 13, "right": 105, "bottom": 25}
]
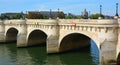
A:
[
  {"left": 27, "top": 10, "right": 62, "bottom": 18},
  {"left": 66, "top": 13, "right": 77, "bottom": 18},
  {"left": 40, "top": 11, "right": 59, "bottom": 18},
  {"left": 82, "top": 9, "right": 88, "bottom": 19},
  {"left": 1, "top": 12, "right": 26, "bottom": 19}
]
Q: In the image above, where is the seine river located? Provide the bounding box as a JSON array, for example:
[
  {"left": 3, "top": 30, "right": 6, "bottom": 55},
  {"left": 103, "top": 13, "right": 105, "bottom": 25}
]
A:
[{"left": 0, "top": 40, "right": 99, "bottom": 65}]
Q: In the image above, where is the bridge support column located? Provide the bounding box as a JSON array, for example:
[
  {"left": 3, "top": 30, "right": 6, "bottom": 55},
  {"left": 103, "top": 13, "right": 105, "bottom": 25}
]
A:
[
  {"left": 0, "top": 20, "right": 5, "bottom": 42},
  {"left": 17, "top": 33, "right": 27, "bottom": 47},
  {"left": 17, "top": 21, "right": 27, "bottom": 47},
  {"left": 116, "top": 18, "right": 120, "bottom": 64},
  {"left": 47, "top": 35, "right": 59, "bottom": 53},
  {"left": 47, "top": 25, "right": 59, "bottom": 53},
  {"left": 101, "top": 41, "right": 117, "bottom": 65},
  {"left": 99, "top": 28, "right": 118, "bottom": 65}
]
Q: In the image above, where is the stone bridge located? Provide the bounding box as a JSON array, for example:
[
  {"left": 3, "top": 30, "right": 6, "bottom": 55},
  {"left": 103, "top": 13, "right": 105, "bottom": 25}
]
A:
[{"left": 0, "top": 19, "right": 120, "bottom": 65}]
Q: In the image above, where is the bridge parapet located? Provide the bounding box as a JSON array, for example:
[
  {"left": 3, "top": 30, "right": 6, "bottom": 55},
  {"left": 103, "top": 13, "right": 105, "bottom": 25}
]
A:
[
  {"left": 59, "top": 19, "right": 118, "bottom": 27},
  {"left": 59, "top": 19, "right": 117, "bottom": 22},
  {"left": 4, "top": 19, "right": 26, "bottom": 25},
  {"left": 0, "top": 20, "right": 3, "bottom": 23},
  {"left": 117, "top": 18, "right": 120, "bottom": 62},
  {"left": 26, "top": 19, "right": 58, "bottom": 25},
  {"left": 118, "top": 18, "right": 120, "bottom": 25},
  {"left": 0, "top": 20, "right": 4, "bottom": 25}
]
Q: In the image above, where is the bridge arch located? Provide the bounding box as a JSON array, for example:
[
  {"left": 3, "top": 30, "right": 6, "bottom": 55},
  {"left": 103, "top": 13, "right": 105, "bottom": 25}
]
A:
[
  {"left": 117, "top": 52, "right": 120, "bottom": 64},
  {"left": 27, "top": 29, "right": 47, "bottom": 46},
  {"left": 5, "top": 27, "right": 18, "bottom": 42},
  {"left": 59, "top": 32, "right": 100, "bottom": 64},
  {"left": 59, "top": 32, "right": 100, "bottom": 52}
]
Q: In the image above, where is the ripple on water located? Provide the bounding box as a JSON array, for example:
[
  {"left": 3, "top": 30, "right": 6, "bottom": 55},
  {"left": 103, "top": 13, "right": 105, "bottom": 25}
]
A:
[{"left": 0, "top": 41, "right": 99, "bottom": 65}]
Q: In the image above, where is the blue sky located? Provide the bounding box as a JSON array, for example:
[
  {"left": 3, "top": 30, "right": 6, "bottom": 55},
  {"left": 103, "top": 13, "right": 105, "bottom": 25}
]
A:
[{"left": 0, "top": 0, "right": 119, "bottom": 16}]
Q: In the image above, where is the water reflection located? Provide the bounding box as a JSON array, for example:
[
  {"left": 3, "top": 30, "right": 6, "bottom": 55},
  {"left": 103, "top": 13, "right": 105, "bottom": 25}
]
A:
[
  {"left": 26, "top": 47, "right": 47, "bottom": 65},
  {"left": 16, "top": 48, "right": 34, "bottom": 65},
  {"left": 59, "top": 48, "right": 94, "bottom": 65},
  {"left": 0, "top": 43, "right": 16, "bottom": 65},
  {"left": 90, "top": 40, "right": 99, "bottom": 65},
  {"left": 0, "top": 40, "right": 99, "bottom": 65}
]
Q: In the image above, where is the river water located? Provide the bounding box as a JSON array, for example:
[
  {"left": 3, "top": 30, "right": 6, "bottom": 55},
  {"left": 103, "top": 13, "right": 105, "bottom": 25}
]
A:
[{"left": 0, "top": 40, "right": 99, "bottom": 65}]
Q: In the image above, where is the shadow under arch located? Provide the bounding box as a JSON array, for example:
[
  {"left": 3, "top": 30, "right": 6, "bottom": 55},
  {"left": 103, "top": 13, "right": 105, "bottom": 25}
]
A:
[
  {"left": 59, "top": 33, "right": 100, "bottom": 65},
  {"left": 117, "top": 52, "right": 120, "bottom": 65},
  {"left": 27, "top": 29, "right": 47, "bottom": 46},
  {"left": 6, "top": 27, "right": 18, "bottom": 42},
  {"left": 59, "top": 33, "right": 91, "bottom": 52}
]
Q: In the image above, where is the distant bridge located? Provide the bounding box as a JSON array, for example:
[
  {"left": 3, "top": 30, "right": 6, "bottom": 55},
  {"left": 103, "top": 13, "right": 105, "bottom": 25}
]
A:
[{"left": 0, "top": 19, "right": 120, "bottom": 65}]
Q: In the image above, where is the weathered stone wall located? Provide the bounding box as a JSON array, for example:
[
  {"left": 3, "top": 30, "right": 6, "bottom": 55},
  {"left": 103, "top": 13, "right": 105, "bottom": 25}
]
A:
[
  {"left": 116, "top": 18, "right": 120, "bottom": 64},
  {"left": 97, "top": 19, "right": 119, "bottom": 65},
  {"left": 0, "top": 20, "right": 5, "bottom": 42}
]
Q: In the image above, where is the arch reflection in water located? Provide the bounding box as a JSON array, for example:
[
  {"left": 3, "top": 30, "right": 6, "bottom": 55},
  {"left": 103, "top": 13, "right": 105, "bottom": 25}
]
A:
[
  {"left": 16, "top": 46, "right": 46, "bottom": 65},
  {"left": 58, "top": 33, "right": 99, "bottom": 65},
  {"left": 58, "top": 40, "right": 99, "bottom": 65},
  {"left": 0, "top": 42, "right": 99, "bottom": 65},
  {"left": 90, "top": 40, "right": 100, "bottom": 65}
]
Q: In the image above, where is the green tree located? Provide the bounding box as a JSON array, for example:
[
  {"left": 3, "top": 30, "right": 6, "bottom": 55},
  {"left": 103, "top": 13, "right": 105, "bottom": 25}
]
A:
[
  {"left": 0, "top": 16, "right": 1, "bottom": 19},
  {"left": 1, "top": 15, "right": 10, "bottom": 20},
  {"left": 65, "top": 15, "right": 73, "bottom": 19},
  {"left": 27, "top": 12, "right": 43, "bottom": 19},
  {"left": 56, "top": 12, "right": 65, "bottom": 19},
  {"left": 89, "top": 13, "right": 104, "bottom": 19},
  {"left": 76, "top": 16, "right": 84, "bottom": 19},
  {"left": 15, "top": 14, "right": 23, "bottom": 19},
  {"left": 43, "top": 15, "right": 49, "bottom": 19},
  {"left": 0, "top": 15, "right": 4, "bottom": 20},
  {"left": 11, "top": 14, "right": 23, "bottom": 19}
]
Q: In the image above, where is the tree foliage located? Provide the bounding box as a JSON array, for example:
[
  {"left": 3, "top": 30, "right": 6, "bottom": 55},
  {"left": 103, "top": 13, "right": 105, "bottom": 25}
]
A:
[
  {"left": 0, "top": 14, "right": 23, "bottom": 20},
  {"left": 56, "top": 12, "right": 65, "bottom": 19},
  {"left": 0, "top": 15, "right": 10, "bottom": 20},
  {"left": 76, "top": 16, "right": 84, "bottom": 19},
  {"left": 27, "top": 12, "right": 43, "bottom": 19},
  {"left": 65, "top": 15, "right": 73, "bottom": 19},
  {"left": 11, "top": 14, "right": 23, "bottom": 19},
  {"left": 89, "top": 13, "right": 104, "bottom": 19},
  {"left": 43, "top": 15, "right": 49, "bottom": 19}
]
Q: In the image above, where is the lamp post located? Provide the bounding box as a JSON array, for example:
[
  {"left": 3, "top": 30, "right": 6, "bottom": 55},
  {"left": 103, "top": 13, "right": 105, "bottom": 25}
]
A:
[
  {"left": 58, "top": 8, "right": 60, "bottom": 13},
  {"left": 50, "top": 9, "right": 52, "bottom": 19},
  {"left": 88, "top": 11, "right": 91, "bottom": 19},
  {"left": 100, "top": 5, "right": 102, "bottom": 17},
  {"left": 115, "top": 3, "right": 119, "bottom": 16},
  {"left": 99, "top": 5, "right": 102, "bottom": 19}
]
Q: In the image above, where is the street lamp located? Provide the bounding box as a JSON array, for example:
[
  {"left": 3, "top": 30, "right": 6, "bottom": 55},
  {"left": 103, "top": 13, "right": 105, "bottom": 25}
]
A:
[
  {"left": 50, "top": 9, "right": 52, "bottom": 19},
  {"left": 99, "top": 5, "right": 102, "bottom": 19},
  {"left": 100, "top": 5, "right": 102, "bottom": 17},
  {"left": 58, "top": 8, "right": 60, "bottom": 13},
  {"left": 115, "top": 3, "right": 119, "bottom": 16}
]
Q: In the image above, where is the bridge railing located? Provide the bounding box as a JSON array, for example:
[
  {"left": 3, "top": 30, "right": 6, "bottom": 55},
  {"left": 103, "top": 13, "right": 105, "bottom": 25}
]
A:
[
  {"left": 26, "top": 19, "right": 58, "bottom": 25},
  {"left": 59, "top": 19, "right": 119, "bottom": 27},
  {"left": 3, "top": 19, "right": 26, "bottom": 25},
  {"left": 0, "top": 19, "right": 119, "bottom": 27}
]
